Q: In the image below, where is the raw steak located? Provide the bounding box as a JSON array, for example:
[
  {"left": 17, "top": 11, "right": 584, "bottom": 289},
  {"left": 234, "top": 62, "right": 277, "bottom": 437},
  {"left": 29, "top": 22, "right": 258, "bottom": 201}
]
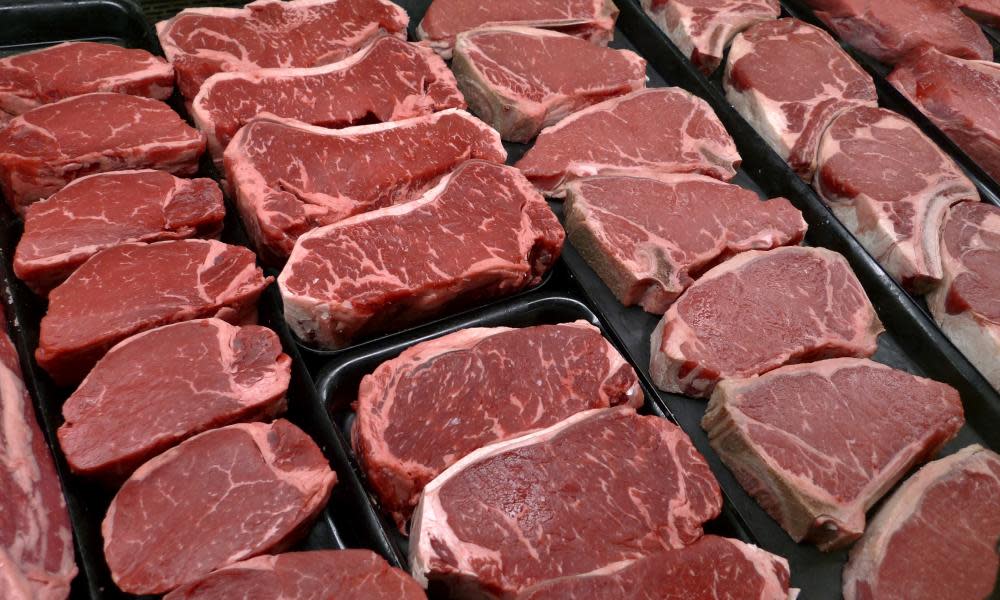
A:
[
  {"left": 960, "top": 0, "right": 1000, "bottom": 27},
  {"left": 725, "top": 18, "right": 878, "bottom": 180},
  {"left": 279, "top": 161, "right": 563, "bottom": 349},
  {"left": 703, "top": 358, "right": 964, "bottom": 551},
  {"left": 843, "top": 445, "right": 1000, "bottom": 600},
  {"left": 163, "top": 550, "right": 425, "bottom": 600},
  {"left": 563, "top": 174, "right": 806, "bottom": 313},
  {"left": 650, "top": 246, "right": 883, "bottom": 397},
  {"left": 156, "top": 0, "right": 409, "bottom": 99},
  {"left": 58, "top": 319, "right": 291, "bottom": 481},
  {"left": 0, "top": 93, "right": 206, "bottom": 215},
  {"left": 640, "top": 0, "right": 780, "bottom": 74},
  {"left": 225, "top": 109, "right": 505, "bottom": 262},
  {"left": 36, "top": 239, "right": 271, "bottom": 386},
  {"left": 410, "top": 407, "right": 722, "bottom": 598},
  {"left": 516, "top": 88, "right": 741, "bottom": 196},
  {"left": 451, "top": 26, "right": 646, "bottom": 142},
  {"left": 889, "top": 47, "right": 1000, "bottom": 183},
  {"left": 0, "top": 41, "right": 173, "bottom": 117},
  {"left": 354, "top": 321, "right": 643, "bottom": 529},
  {"left": 928, "top": 201, "right": 1000, "bottom": 389},
  {"left": 191, "top": 35, "right": 465, "bottom": 166},
  {"left": 14, "top": 170, "right": 225, "bottom": 296},
  {"left": 103, "top": 419, "right": 336, "bottom": 595},
  {"left": 815, "top": 106, "right": 979, "bottom": 292},
  {"left": 417, "top": 0, "right": 618, "bottom": 58},
  {"left": 517, "top": 536, "right": 794, "bottom": 600}
]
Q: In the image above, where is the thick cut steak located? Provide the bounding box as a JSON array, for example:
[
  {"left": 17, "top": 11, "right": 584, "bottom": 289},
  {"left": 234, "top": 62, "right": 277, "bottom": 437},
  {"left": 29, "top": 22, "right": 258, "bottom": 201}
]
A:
[
  {"left": 815, "top": 106, "right": 979, "bottom": 292},
  {"left": 354, "top": 321, "right": 643, "bottom": 529},
  {"left": 650, "top": 246, "right": 883, "bottom": 397},
  {"left": 564, "top": 174, "right": 806, "bottom": 313},
  {"left": 279, "top": 161, "right": 563, "bottom": 349},
  {"left": 703, "top": 358, "right": 964, "bottom": 551},
  {"left": 0, "top": 93, "right": 206, "bottom": 215},
  {"left": 843, "top": 445, "right": 1000, "bottom": 600},
  {"left": 410, "top": 407, "right": 722, "bottom": 598},
  {"left": 516, "top": 88, "right": 741, "bottom": 196},
  {"left": 37, "top": 239, "right": 271, "bottom": 386},
  {"left": 103, "top": 420, "right": 336, "bottom": 595},
  {"left": 725, "top": 18, "right": 877, "bottom": 180},
  {"left": 960, "top": 0, "right": 1000, "bottom": 27},
  {"left": 58, "top": 319, "right": 291, "bottom": 481},
  {"left": 225, "top": 109, "right": 505, "bottom": 262},
  {"left": 451, "top": 27, "right": 646, "bottom": 142},
  {"left": 192, "top": 35, "right": 464, "bottom": 166},
  {"left": 14, "top": 170, "right": 225, "bottom": 296},
  {"left": 156, "top": 0, "right": 409, "bottom": 99}
]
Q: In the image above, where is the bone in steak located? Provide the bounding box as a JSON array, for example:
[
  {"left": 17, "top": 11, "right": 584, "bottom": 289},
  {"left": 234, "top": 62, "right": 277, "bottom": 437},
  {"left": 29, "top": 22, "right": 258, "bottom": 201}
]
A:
[
  {"left": 279, "top": 161, "right": 563, "bottom": 349},
  {"left": 410, "top": 406, "right": 722, "bottom": 598},
  {"left": 354, "top": 321, "right": 643, "bottom": 529},
  {"left": 640, "top": 0, "right": 780, "bottom": 74},
  {"left": 36, "top": 239, "right": 271, "bottom": 386},
  {"left": 0, "top": 41, "right": 173, "bottom": 118},
  {"left": 516, "top": 88, "right": 741, "bottom": 197},
  {"left": 564, "top": 174, "right": 806, "bottom": 313},
  {"left": 156, "top": 0, "right": 409, "bottom": 100},
  {"left": 650, "top": 246, "right": 883, "bottom": 398},
  {"left": 703, "top": 358, "right": 964, "bottom": 551},
  {"left": 14, "top": 170, "right": 225, "bottom": 296},
  {"left": 225, "top": 109, "right": 505, "bottom": 263},
  {"left": 103, "top": 419, "right": 336, "bottom": 595},
  {"left": 58, "top": 319, "right": 291, "bottom": 481},
  {"left": 451, "top": 26, "right": 646, "bottom": 142},
  {"left": 192, "top": 35, "right": 465, "bottom": 167},
  {"left": 0, "top": 93, "right": 206, "bottom": 215},
  {"left": 959, "top": 0, "right": 1000, "bottom": 28},
  {"left": 843, "top": 445, "right": 1000, "bottom": 600}
]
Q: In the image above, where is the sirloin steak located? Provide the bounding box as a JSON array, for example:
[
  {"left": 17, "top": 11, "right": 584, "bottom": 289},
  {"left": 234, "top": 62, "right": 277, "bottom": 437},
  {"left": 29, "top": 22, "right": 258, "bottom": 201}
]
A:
[
  {"left": 410, "top": 406, "right": 722, "bottom": 598},
  {"left": 960, "top": 0, "right": 1000, "bottom": 27}
]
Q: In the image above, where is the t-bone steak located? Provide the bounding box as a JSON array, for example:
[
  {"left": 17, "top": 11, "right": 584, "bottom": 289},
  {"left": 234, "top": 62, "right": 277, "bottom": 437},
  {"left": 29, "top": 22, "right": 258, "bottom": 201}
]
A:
[
  {"left": 410, "top": 406, "right": 722, "bottom": 598},
  {"left": 650, "top": 246, "right": 883, "bottom": 397},
  {"left": 703, "top": 358, "right": 964, "bottom": 551},
  {"left": 14, "top": 170, "right": 225, "bottom": 296},
  {"left": 354, "top": 321, "right": 643, "bottom": 529},
  {"left": 225, "top": 109, "right": 505, "bottom": 263},
  {"left": 960, "top": 0, "right": 1000, "bottom": 28},
  {"left": 279, "top": 160, "right": 563, "bottom": 349},
  {"left": 515, "top": 88, "right": 741, "bottom": 197},
  {"left": 564, "top": 174, "right": 806, "bottom": 313},
  {"left": 102, "top": 419, "right": 336, "bottom": 595},
  {"left": 451, "top": 26, "right": 646, "bottom": 142},
  {"left": 725, "top": 18, "right": 878, "bottom": 180}
]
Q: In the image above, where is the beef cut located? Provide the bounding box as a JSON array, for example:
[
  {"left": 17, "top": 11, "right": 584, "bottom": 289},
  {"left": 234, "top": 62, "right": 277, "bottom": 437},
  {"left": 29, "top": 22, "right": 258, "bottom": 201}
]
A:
[
  {"left": 103, "top": 419, "right": 336, "bottom": 595},
  {"left": 0, "top": 93, "right": 206, "bottom": 215},
  {"left": 156, "top": 0, "right": 409, "bottom": 99},
  {"left": 451, "top": 26, "right": 646, "bottom": 142},
  {"left": 354, "top": 321, "right": 643, "bottom": 529},
  {"left": 417, "top": 0, "right": 618, "bottom": 59},
  {"left": 650, "top": 246, "right": 883, "bottom": 397},
  {"left": 0, "top": 41, "right": 173, "bottom": 117},
  {"left": 410, "top": 407, "right": 722, "bottom": 598},
  {"left": 14, "top": 170, "right": 225, "bottom": 296},
  {"left": 815, "top": 106, "right": 979, "bottom": 292},
  {"left": 703, "top": 358, "right": 964, "bottom": 551},
  {"left": 516, "top": 88, "right": 741, "bottom": 197},
  {"left": 725, "top": 18, "right": 878, "bottom": 180},
  {"left": 225, "top": 109, "right": 505, "bottom": 263},
  {"left": 843, "top": 445, "right": 1000, "bottom": 600},
  {"left": 640, "top": 0, "right": 780, "bottom": 74},
  {"left": 960, "top": 0, "right": 1000, "bottom": 28},
  {"left": 163, "top": 550, "right": 425, "bottom": 600},
  {"left": 192, "top": 35, "right": 465, "bottom": 166},
  {"left": 279, "top": 161, "right": 563, "bottom": 349},
  {"left": 564, "top": 174, "right": 806, "bottom": 313},
  {"left": 58, "top": 319, "right": 291, "bottom": 481},
  {"left": 37, "top": 239, "right": 271, "bottom": 386}
]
